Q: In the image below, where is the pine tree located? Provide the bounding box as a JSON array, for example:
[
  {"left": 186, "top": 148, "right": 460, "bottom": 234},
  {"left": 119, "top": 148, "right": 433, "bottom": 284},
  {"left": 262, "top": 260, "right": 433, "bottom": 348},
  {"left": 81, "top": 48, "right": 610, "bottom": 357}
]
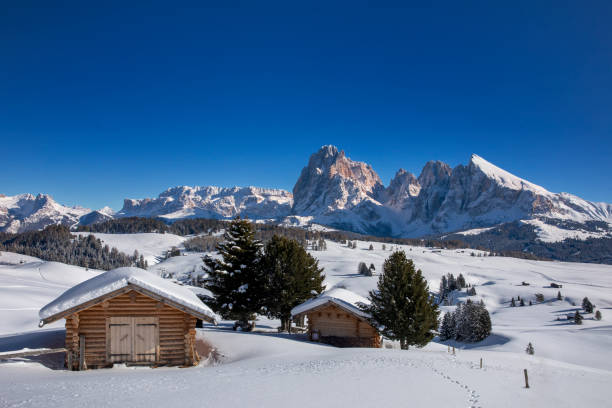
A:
[
  {"left": 574, "top": 310, "right": 583, "bottom": 325},
  {"left": 511, "top": 297, "right": 516, "bottom": 307},
  {"left": 595, "top": 310, "right": 602, "bottom": 321},
  {"left": 369, "top": 244, "right": 374, "bottom": 251},
  {"left": 203, "top": 217, "right": 264, "bottom": 326},
  {"left": 520, "top": 298, "right": 525, "bottom": 307},
  {"left": 457, "top": 273, "right": 466, "bottom": 288},
  {"left": 259, "top": 235, "right": 325, "bottom": 332},
  {"left": 447, "top": 273, "right": 457, "bottom": 291},
  {"left": 358, "top": 262, "right": 370, "bottom": 276},
  {"left": 362, "top": 251, "right": 439, "bottom": 349},
  {"left": 439, "top": 312, "right": 455, "bottom": 341},
  {"left": 557, "top": 291, "right": 562, "bottom": 301},
  {"left": 467, "top": 287, "right": 476, "bottom": 296},
  {"left": 525, "top": 342, "right": 534, "bottom": 355},
  {"left": 582, "top": 297, "right": 594, "bottom": 313},
  {"left": 382, "top": 244, "right": 386, "bottom": 251},
  {"left": 439, "top": 275, "right": 448, "bottom": 300}
]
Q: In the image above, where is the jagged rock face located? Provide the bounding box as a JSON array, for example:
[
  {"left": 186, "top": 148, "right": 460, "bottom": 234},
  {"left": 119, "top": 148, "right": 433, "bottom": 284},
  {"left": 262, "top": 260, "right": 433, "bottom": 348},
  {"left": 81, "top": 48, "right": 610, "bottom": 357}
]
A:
[
  {"left": 292, "top": 145, "right": 384, "bottom": 216},
  {"left": 117, "top": 186, "right": 293, "bottom": 220},
  {"left": 383, "top": 169, "right": 420, "bottom": 211},
  {"left": 0, "top": 194, "right": 90, "bottom": 233}
]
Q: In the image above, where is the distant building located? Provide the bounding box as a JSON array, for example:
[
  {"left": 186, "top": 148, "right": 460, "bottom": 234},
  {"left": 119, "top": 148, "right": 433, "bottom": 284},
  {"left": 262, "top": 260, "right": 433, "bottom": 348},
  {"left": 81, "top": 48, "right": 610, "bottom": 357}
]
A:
[{"left": 291, "top": 288, "right": 381, "bottom": 348}]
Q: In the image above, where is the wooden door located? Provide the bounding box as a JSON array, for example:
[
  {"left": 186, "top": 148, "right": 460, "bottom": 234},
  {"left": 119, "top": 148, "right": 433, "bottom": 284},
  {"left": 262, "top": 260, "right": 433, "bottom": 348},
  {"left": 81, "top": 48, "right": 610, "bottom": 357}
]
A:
[
  {"left": 108, "top": 316, "right": 132, "bottom": 363},
  {"left": 134, "top": 317, "right": 158, "bottom": 362}
]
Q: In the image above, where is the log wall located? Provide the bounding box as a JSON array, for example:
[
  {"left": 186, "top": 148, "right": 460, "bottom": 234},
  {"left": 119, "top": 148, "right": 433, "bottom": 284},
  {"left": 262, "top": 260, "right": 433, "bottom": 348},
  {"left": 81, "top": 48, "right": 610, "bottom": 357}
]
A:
[
  {"left": 306, "top": 304, "right": 380, "bottom": 348},
  {"left": 65, "top": 289, "right": 199, "bottom": 369}
]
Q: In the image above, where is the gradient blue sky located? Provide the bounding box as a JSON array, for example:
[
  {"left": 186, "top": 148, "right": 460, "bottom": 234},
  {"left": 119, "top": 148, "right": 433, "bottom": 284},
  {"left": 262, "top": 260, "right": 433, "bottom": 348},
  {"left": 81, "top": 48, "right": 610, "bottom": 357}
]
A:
[{"left": 1, "top": 1, "right": 611, "bottom": 210}]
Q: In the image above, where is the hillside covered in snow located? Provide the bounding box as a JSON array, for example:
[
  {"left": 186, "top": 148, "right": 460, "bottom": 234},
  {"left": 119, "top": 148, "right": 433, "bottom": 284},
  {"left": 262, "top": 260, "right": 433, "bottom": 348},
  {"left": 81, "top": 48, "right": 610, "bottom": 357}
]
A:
[{"left": 1, "top": 234, "right": 612, "bottom": 407}]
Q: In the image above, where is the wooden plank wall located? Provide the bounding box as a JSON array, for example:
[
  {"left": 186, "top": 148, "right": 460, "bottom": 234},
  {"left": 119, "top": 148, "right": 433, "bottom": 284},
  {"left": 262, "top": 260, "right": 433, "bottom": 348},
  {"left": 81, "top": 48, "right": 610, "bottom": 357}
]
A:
[
  {"left": 306, "top": 304, "right": 379, "bottom": 347},
  {"left": 64, "top": 289, "right": 198, "bottom": 368}
]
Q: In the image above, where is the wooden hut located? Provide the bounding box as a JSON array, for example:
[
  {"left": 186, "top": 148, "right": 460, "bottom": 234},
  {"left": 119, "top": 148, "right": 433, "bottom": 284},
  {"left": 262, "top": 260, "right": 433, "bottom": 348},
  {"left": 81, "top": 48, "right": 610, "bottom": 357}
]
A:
[
  {"left": 291, "top": 288, "right": 380, "bottom": 348},
  {"left": 39, "top": 267, "right": 218, "bottom": 370}
]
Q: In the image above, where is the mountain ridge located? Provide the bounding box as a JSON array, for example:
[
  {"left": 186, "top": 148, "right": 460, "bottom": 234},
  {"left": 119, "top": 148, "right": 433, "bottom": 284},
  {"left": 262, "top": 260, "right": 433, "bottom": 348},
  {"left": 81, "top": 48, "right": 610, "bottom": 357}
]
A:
[{"left": 2, "top": 146, "right": 610, "bottom": 245}]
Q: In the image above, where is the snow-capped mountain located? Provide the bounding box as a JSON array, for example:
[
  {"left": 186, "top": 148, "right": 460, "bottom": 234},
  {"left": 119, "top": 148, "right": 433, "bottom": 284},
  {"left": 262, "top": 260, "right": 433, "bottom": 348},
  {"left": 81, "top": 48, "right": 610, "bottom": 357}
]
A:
[
  {"left": 290, "top": 147, "right": 612, "bottom": 237},
  {"left": 117, "top": 186, "right": 293, "bottom": 220},
  {"left": 0, "top": 194, "right": 91, "bottom": 233},
  {"left": 3, "top": 146, "right": 611, "bottom": 244}
]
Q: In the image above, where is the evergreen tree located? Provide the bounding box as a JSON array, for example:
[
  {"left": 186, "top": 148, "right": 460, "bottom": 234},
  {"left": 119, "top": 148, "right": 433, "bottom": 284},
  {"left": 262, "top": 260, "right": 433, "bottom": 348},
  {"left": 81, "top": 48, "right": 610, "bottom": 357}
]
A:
[
  {"left": 525, "top": 342, "right": 534, "bottom": 355},
  {"left": 582, "top": 297, "right": 594, "bottom": 313},
  {"left": 467, "top": 287, "right": 477, "bottom": 296},
  {"left": 362, "top": 251, "right": 439, "bottom": 349},
  {"left": 557, "top": 291, "right": 562, "bottom": 301},
  {"left": 511, "top": 297, "right": 516, "bottom": 307},
  {"left": 259, "top": 235, "right": 325, "bottom": 332},
  {"left": 520, "top": 298, "right": 525, "bottom": 307},
  {"left": 439, "top": 275, "right": 448, "bottom": 299},
  {"left": 574, "top": 310, "right": 583, "bottom": 325},
  {"left": 457, "top": 273, "right": 466, "bottom": 288},
  {"left": 203, "top": 217, "right": 264, "bottom": 326},
  {"left": 369, "top": 263, "right": 376, "bottom": 272},
  {"left": 454, "top": 301, "right": 492, "bottom": 342},
  {"left": 439, "top": 312, "right": 455, "bottom": 341},
  {"left": 382, "top": 244, "right": 386, "bottom": 251},
  {"left": 369, "top": 244, "right": 374, "bottom": 250},
  {"left": 358, "top": 262, "right": 371, "bottom": 276},
  {"left": 447, "top": 273, "right": 457, "bottom": 291},
  {"left": 595, "top": 310, "right": 602, "bottom": 321}
]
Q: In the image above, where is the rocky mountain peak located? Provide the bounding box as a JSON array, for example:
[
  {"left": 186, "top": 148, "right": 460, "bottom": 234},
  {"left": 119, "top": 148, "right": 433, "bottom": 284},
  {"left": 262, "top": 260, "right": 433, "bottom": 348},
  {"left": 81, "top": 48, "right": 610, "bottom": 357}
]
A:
[
  {"left": 292, "top": 145, "right": 384, "bottom": 215},
  {"left": 418, "top": 160, "right": 452, "bottom": 190}
]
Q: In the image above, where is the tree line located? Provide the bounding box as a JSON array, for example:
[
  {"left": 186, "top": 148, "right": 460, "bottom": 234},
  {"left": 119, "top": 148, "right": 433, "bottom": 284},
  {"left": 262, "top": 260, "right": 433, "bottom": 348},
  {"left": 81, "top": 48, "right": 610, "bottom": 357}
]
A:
[{"left": 0, "top": 225, "right": 143, "bottom": 270}]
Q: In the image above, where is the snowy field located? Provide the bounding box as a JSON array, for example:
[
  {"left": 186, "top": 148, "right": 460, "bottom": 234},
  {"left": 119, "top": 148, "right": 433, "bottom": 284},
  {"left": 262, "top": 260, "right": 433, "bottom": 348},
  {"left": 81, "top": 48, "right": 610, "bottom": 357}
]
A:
[{"left": 2, "top": 235, "right": 612, "bottom": 407}]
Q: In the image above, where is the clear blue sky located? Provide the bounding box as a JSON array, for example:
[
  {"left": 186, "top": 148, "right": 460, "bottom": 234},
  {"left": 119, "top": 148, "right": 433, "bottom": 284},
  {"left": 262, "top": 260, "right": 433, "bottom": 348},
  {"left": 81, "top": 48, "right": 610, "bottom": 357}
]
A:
[{"left": 1, "top": 1, "right": 611, "bottom": 210}]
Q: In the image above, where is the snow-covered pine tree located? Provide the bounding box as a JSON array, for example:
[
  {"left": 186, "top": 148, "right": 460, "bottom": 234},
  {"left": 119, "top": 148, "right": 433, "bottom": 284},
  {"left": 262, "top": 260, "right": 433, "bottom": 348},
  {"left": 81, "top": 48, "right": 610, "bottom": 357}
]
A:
[
  {"left": 595, "top": 310, "right": 602, "bottom": 320},
  {"left": 203, "top": 217, "right": 264, "bottom": 327},
  {"left": 259, "top": 235, "right": 325, "bottom": 332},
  {"left": 526, "top": 342, "right": 534, "bottom": 355},
  {"left": 439, "top": 275, "right": 448, "bottom": 300},
  {"left": 369, "top": 244, "right": 374, "bottom": 250},
  {"left": 439, "top": 311, "right": 455, "bottom": 341},
  {"left": 362, "top": 251, "right": 439, "bottom": 349}
]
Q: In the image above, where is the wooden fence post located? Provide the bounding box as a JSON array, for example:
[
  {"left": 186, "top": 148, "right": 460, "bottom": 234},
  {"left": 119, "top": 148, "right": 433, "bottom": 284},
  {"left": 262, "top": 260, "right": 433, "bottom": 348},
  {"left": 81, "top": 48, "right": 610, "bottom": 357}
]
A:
[{"left": 524, "top": 369, "right": 529, "bottom": 388}]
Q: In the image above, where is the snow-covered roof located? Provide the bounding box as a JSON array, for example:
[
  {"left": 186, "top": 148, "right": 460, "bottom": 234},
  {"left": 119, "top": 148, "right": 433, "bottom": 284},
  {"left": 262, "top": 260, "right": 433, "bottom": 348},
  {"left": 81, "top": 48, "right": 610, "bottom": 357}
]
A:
[
  {"left": 291, "top": 288, "right": 371, "bottom": 319},
  {"left": 39, "top": 267, "right": 219, "bottom": 325}
]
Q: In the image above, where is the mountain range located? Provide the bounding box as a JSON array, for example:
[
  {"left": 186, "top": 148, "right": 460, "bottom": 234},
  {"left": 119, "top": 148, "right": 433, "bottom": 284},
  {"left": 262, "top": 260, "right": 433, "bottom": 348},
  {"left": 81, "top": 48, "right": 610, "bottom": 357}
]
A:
[{"left": 2, "top": 145, "right": 611, "bottom": 247}]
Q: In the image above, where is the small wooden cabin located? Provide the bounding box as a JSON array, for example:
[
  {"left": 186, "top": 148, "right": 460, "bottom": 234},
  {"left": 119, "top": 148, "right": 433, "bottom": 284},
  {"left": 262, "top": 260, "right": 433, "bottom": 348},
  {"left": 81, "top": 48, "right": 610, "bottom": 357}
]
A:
[
  {"left": 291, "top": 288, "right": 380, "bottom": 348},
  {"left": 39, "top": 267, "right": 218, "bottom": 370}
]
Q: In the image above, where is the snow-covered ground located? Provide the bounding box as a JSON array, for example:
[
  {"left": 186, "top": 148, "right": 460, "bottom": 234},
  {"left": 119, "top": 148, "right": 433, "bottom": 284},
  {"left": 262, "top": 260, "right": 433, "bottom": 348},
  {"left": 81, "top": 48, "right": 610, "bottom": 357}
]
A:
[
  {"left": 2, "top": 234, "right": 612, "bottom": 407},
  {"left": 78, "top": 232, "right": 186, "bottom": 265}
]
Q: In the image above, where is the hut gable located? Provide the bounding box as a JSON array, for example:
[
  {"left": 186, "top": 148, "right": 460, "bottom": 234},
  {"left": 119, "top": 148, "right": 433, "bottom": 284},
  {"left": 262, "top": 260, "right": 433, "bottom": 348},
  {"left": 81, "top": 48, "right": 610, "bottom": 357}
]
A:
[{"left": 291, "top": 288, "right": 370, "bottom": 319}]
